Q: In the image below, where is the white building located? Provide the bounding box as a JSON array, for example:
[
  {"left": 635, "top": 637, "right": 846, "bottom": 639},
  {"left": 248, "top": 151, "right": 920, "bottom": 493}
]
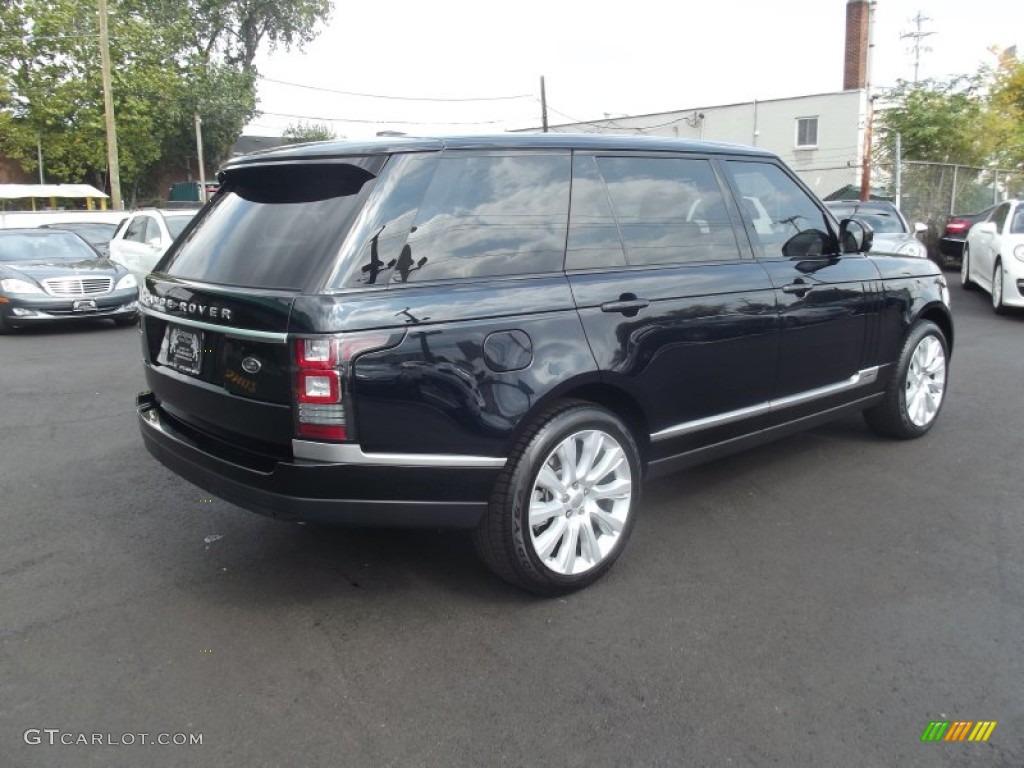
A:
[{"left": 519, "top": 0, "right": 873, "bottom": 199}]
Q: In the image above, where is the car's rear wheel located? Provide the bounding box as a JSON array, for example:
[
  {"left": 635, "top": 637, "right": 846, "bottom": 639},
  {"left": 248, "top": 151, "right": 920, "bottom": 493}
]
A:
[
  {"left": 473, "top": 400, "right": 641, "bottom": 595},
  {"left": 864, "top": 320, "right": 948, "bottom": 439},
  {"left": 992, "top": 259, "right": 1007, "bottom": 315},
  {"left": 960, "top": 245, "right": 974, "bottom": 289}
]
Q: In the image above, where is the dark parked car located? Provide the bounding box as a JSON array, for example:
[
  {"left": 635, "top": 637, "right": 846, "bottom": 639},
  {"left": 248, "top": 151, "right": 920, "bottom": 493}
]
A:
[
  {"left": 136, "top": 135, "right": 953, "bottom": 594},
  {"left": 39, "top": 220, "right": 122, "bottom": 258},
  {"left": 0, "top": 229, "right": 139, "bottom": 333},
  {"left": 937, "top": 205, "right": 996, "bottom": 268}
]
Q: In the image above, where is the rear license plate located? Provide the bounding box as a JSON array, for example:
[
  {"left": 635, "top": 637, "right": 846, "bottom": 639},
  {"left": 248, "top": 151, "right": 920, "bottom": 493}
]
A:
[{"left": 163, "top": 325, "right": 203, "bottom": 375}]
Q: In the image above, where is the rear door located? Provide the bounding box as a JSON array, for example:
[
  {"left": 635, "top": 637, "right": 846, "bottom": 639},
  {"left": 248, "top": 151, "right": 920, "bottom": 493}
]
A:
[{"left": 565, "top": 152, "right": 779, "bottom": 461}]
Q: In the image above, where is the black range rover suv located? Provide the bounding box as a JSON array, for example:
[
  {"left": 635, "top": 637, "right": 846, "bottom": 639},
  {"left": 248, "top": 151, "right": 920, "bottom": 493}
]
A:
[{"left": 136, "top": 134, "right": 953, "bottom": 594}]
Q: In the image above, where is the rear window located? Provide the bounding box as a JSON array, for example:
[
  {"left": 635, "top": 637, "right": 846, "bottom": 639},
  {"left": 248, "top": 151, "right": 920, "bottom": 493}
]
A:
[
  {"left": 164, "top": 214, "right": 195, "bottom": 240},
  {"left": 159, "top": 160, "right": 382, "bottom": 289}
]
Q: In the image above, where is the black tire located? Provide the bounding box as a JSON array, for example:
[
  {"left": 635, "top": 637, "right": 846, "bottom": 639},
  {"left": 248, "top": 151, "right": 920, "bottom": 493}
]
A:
[
  {"left": 864, "top": 320, "right": 948, "bottom": 440},
  {"left": 473, "top": 400, "right": 642, "bottom": 596},
  {"left": 114, "top": 313, "right": 140, "bottom": 327},
  {"left": 0, "top": 312, "right": 13, "bottom": 335},
  {"left": 960, "top": 244, "right": 974, "bottom": 289},
  {"left": 992, "top": 259, "right": 1007, "bottom": 315}
]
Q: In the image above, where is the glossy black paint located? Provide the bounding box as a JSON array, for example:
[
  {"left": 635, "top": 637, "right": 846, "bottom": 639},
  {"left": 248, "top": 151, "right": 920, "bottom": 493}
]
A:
[
  {"left": 136, "top": 136, "right": 955, "bottom": 530},
  {"left": 568, "top": 261, "right": 778, "bottom": 435},
  {"left": 759, "top": 254, "right": 878, "bottom": 395},
  {"left": 343, "top": 277, "right": 596, "bottom": 457},
  {"left": 137, "top": 396, "right": 492, "bottom": 528}
]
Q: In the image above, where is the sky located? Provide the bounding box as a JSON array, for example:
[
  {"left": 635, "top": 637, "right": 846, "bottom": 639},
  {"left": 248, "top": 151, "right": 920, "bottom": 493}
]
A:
[{"left": 246, "top": 0, "right": 1024, "bottom": 139}]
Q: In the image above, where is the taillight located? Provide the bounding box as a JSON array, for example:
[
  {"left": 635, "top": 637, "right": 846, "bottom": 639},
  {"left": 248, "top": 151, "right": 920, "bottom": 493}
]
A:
[
  {"left": 945, "top": 220, "right": 969, "bottom": 234},
  {"left": 293, "top": 332, "right": 395, "bottom": 442}
]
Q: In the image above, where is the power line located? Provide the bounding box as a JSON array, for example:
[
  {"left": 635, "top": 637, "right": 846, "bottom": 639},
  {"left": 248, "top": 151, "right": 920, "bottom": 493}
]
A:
[
  {"left": 259, "top": 77, "right": 534, "bottom": 103},
  {"left": 259, "top": 110, "right": 515, "bottom": 126}
]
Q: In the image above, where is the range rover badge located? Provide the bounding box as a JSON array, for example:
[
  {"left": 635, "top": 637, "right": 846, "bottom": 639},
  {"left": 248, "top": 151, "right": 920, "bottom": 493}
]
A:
[{"left": 241, "top": 356, "right": 262, "bottom": 374}]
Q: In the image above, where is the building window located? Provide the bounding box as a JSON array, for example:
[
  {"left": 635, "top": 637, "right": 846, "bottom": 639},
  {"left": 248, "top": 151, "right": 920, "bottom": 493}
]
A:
[{"left": 796, "top": 117, "right": 818, "bottom": 148}]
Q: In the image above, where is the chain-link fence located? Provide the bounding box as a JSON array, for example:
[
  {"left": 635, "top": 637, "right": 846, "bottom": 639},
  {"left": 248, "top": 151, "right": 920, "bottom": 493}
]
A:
[{"left": 872, "top": 161, "right": 1024, "bottom": 259}]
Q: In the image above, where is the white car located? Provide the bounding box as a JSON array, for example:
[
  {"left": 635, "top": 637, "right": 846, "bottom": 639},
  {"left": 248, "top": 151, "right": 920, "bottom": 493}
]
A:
[
  {"left": 108, "top": 209, "right": 196, "bottom": 280},
  {"left": 960, "top": 199, "right": 1024, "bottom": 313}
]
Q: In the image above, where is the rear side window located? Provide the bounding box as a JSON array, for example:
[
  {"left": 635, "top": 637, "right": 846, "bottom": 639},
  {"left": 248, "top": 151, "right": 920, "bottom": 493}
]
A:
[
  {"left": 595, "top": 156, "right": 741, "bottom": 266},
  {"left": 397, "top": 152, "right": 570, "bottom": 283},
  {"left": 159, "top": 161, "right": 382, "bottom": 290},
  {"left": 566, "top": 155, "right": 627, "bottom": 270}
]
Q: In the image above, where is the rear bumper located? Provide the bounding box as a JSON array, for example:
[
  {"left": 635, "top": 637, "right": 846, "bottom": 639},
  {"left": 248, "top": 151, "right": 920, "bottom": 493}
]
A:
[{"left": 136, "top": 393, "right": 497, "bottom": 528}]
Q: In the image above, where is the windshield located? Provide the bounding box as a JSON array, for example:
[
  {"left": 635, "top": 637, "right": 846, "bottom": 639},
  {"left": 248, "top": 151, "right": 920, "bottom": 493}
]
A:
[
  {"left": 1011, "top": 208, "right": 1024, "bottom": 234},
  {"left": 165, "top": 215, "right": 195, "bottom": 240},
  {"left": 0, "top": 231, "right": 98, "bottom": 262},
  {"left": 829, "top": 206, "right": 907, "bottom": 234},
  {"left": 49, "top": 223, "right": 118, "bottom": 246}
]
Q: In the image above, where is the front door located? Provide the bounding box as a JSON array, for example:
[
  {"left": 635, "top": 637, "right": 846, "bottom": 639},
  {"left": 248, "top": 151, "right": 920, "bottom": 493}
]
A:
[{"left": 722, "top": 160, "right": 879, "bottom": 401}]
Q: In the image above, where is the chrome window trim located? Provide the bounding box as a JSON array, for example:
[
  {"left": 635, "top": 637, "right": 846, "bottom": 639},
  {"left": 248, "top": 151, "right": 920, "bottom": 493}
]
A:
[
  {"left": 139, "top": 306, "right": 289, "bottom": 343},
  {"left": 651, "top": 366, "right": 880, "bottom": 442},
  {"left": 293, "top": 440, "right": 507, "bottom": 468}
]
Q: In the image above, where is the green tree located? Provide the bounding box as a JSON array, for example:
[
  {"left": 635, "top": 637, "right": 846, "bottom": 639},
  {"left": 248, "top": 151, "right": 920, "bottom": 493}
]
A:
[
  {"left": 0, "top": 0, "right": 332, "bottom": 201},
  {"left": 282, "top": 121, "right": 337, "bottom": 143}
]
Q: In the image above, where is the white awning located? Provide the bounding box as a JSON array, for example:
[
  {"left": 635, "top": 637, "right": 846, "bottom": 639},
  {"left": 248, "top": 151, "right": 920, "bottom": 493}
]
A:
[{"left": 0, "top": 183, "right": 110, "bottom": 200}]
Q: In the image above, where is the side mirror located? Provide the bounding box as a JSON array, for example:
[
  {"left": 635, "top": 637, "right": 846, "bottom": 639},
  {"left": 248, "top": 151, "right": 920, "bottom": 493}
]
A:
[
  {"left": 840, "top": 218, "right": 873, "bottom": 253},
  {"left": 976, "top": 221, "right": 998, "bottom": 235},
  {"left": 782, "top": 229, "right": 830, "bottom": 259},
  {"left": 914, "top": 222, "right": 927, "bottom": 234},
  {"left": 146, "top": 236, "right": 162, "bottom": 248}
]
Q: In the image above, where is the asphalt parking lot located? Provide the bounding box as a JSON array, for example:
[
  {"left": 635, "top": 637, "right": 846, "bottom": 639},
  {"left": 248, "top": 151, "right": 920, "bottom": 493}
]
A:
[{"left": 1, "top": 285, "right": 1022, "bottom": 768}]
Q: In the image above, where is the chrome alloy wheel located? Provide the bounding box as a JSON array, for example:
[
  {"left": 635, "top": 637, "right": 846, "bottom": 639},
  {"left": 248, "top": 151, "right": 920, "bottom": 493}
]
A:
[
  {"left": 527, "top": 429, "right": 633, "bottom": 576},
  {"left": 904, "top": 335, "right": 947, "bottom": 428}
]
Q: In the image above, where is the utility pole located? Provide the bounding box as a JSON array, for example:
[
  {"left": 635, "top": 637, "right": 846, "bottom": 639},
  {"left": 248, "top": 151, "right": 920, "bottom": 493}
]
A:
[
  {"left": 98, "top": 0, "right": 122, "bottom": 209},
  {"left": 900, "top": 12, "right": 935, "bottom": 83},
  {"left": 859, "top": 0, "right": 877, "bottom": 201},
  {"left": 894, "top": 133, "right": 902, "bottom": 210},
  {"left": 194, "top": 113, "right": 206, "bottom": 203},
  {"left": 540, "top": 76, "right": 548, "bottom": 133},
  {"left": 36, "top": 134, "right": 44, "bottom": 184}
]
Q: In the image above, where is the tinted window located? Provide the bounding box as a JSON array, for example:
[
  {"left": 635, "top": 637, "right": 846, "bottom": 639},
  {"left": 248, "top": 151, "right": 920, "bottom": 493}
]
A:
[
  {"left": 726, "top": 161, "right": 833, "bottom": 259},
  {"left": 596, "top": 156, "right": 740, "bottom": 266},
  {"left": 125, "top": 216, "right": 147, "bottom": 243},
  {"left": 398, "top": 153, "right": 570, "bottom": 283},
  {"left": 566, "top": 155, "right": 626, "bottom": 270},
  {"left": 160, "top": 162, "right": 380, "bottom": 289},
  {"left": 329, "top": 153, "right": 440, "bottom": 289}
]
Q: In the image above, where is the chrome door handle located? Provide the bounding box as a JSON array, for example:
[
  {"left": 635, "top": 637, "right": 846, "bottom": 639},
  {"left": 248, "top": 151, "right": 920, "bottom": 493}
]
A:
[
  {"left": 781, "top": 280, "right": 811, "bottom": 295},
  {"left": 600, "top": 298, "right": 650, "bottom": 314}
]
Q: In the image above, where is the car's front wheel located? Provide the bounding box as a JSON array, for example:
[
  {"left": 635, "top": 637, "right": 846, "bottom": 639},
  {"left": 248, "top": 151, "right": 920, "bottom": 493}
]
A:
[
  {"left": 473, "top": 401, "right": 641, "bottom": 595},
  {"left": 114, "top": 313, "right": 140, "bottom": 327},
  {"left": 864, "top": 320, "right": 948, "bottom": 439},
  {"left": 992, "top": 259, "right": 1007, "bottom": 315},
  {"left": 960, "top": 245, "right": 974, "bottom": 289}
]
